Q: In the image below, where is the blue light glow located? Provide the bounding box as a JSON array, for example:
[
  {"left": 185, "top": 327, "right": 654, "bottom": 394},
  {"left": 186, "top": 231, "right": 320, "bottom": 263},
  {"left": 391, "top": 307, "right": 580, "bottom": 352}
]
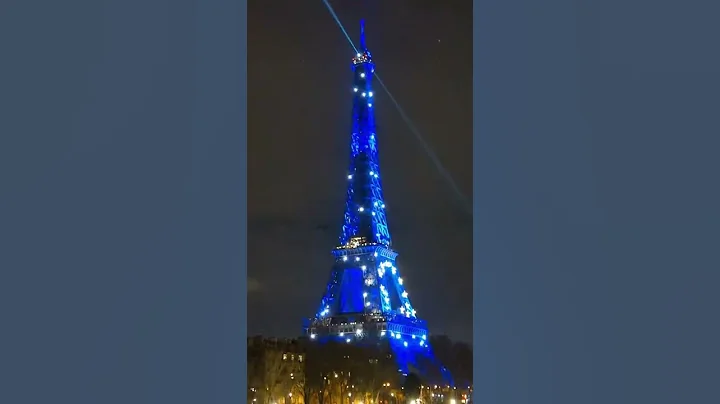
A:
[
  {"left": 338, "top": 30, "right": 391, "bottom": 248},
  {"left": 305, "top": 21, "right": 451, "bottom": 385}
]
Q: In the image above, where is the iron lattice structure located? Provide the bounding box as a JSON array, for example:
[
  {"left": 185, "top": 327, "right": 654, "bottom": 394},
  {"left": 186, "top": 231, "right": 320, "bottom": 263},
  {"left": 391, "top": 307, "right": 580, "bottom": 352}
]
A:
[{"left": 303, "top": 22, "right": 450, "bottom": 383}]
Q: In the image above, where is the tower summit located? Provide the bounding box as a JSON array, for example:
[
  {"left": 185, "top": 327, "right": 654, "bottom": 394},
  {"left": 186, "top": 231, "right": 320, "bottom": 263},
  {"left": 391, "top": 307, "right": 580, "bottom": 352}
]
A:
[
  {"left": 340, "top": 19, "right": 391, "bottom": 248},
  {"left": 303, "top": 22, "right": 450, "bottom": 382},
  {"left": 359, "top": 18, "right": 367, "bottom": 51}
]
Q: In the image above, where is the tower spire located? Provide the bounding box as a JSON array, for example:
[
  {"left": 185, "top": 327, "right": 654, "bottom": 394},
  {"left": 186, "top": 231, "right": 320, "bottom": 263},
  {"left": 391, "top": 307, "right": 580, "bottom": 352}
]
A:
[
  {"left": 359, "top": 19, "right": 367, "bottom": 51},
  {"left": 342, "top": 19, "right": 389, "bottom": 248}
]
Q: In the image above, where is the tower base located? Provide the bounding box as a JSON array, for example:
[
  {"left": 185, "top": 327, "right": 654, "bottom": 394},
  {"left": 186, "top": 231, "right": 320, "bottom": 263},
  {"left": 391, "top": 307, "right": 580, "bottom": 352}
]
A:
[{"left": 303, "top": 313, "right": 453, "bottom": 384}]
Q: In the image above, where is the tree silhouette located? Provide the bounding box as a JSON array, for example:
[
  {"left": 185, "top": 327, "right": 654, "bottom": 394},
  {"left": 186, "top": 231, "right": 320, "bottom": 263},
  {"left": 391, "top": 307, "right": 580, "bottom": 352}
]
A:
[
  {"left": 404, "top": 373, "right": 422, "bottom": 399},
  {"left": 352, "top": 344, "right": 400, "bottom": 404},
  {"left": 249, "top": 336, "right": 473, "bottom": 404},
  {"left": 430, "top": 335, "right": 473, "bottom": 387},
  {"left": 300, "top": 340, "right": 403, "bottom": 404},
  {"left": 262, "top": 350, "right": 293, "bottom": 404},
  {"left": 247, "top": 339, "right": 301, "bottom": 404}
]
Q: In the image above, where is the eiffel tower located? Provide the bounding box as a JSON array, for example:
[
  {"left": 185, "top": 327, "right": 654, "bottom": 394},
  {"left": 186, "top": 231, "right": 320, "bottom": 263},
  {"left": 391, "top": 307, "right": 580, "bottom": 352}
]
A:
[{"left": 303, "top": 21, "right": 450, "bottom": 382}]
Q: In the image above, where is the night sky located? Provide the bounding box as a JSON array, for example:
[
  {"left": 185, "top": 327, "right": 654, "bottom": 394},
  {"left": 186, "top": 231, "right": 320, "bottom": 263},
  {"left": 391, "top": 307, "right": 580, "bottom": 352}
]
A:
[{"left": 248, "top": 0, "right": 473, "bottom": 342}]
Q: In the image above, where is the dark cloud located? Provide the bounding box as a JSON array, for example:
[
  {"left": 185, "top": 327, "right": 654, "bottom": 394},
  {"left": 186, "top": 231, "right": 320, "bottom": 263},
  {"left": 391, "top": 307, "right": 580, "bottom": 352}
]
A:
[{"left": 247, "top": 277, "right": 262, "bottom": 293}]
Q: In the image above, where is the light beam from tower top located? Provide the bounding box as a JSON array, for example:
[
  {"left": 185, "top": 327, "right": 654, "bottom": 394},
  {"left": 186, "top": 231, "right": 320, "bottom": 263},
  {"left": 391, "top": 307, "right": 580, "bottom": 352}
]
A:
[{"left": 352, "top": 20, "right": 372, "bottom": 65}]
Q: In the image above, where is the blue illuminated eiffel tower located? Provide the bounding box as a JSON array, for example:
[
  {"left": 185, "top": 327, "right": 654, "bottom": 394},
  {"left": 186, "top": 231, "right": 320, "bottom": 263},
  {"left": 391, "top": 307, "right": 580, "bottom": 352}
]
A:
[{"left": 303, "top": 22, "right": 450, "bottom": 382}]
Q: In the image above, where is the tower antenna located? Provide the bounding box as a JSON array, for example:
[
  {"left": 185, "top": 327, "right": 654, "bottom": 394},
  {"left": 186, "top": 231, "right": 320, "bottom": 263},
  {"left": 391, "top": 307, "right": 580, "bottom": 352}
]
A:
[{"left": 359, "top": 19, "right": 367, "bottom": 51}]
